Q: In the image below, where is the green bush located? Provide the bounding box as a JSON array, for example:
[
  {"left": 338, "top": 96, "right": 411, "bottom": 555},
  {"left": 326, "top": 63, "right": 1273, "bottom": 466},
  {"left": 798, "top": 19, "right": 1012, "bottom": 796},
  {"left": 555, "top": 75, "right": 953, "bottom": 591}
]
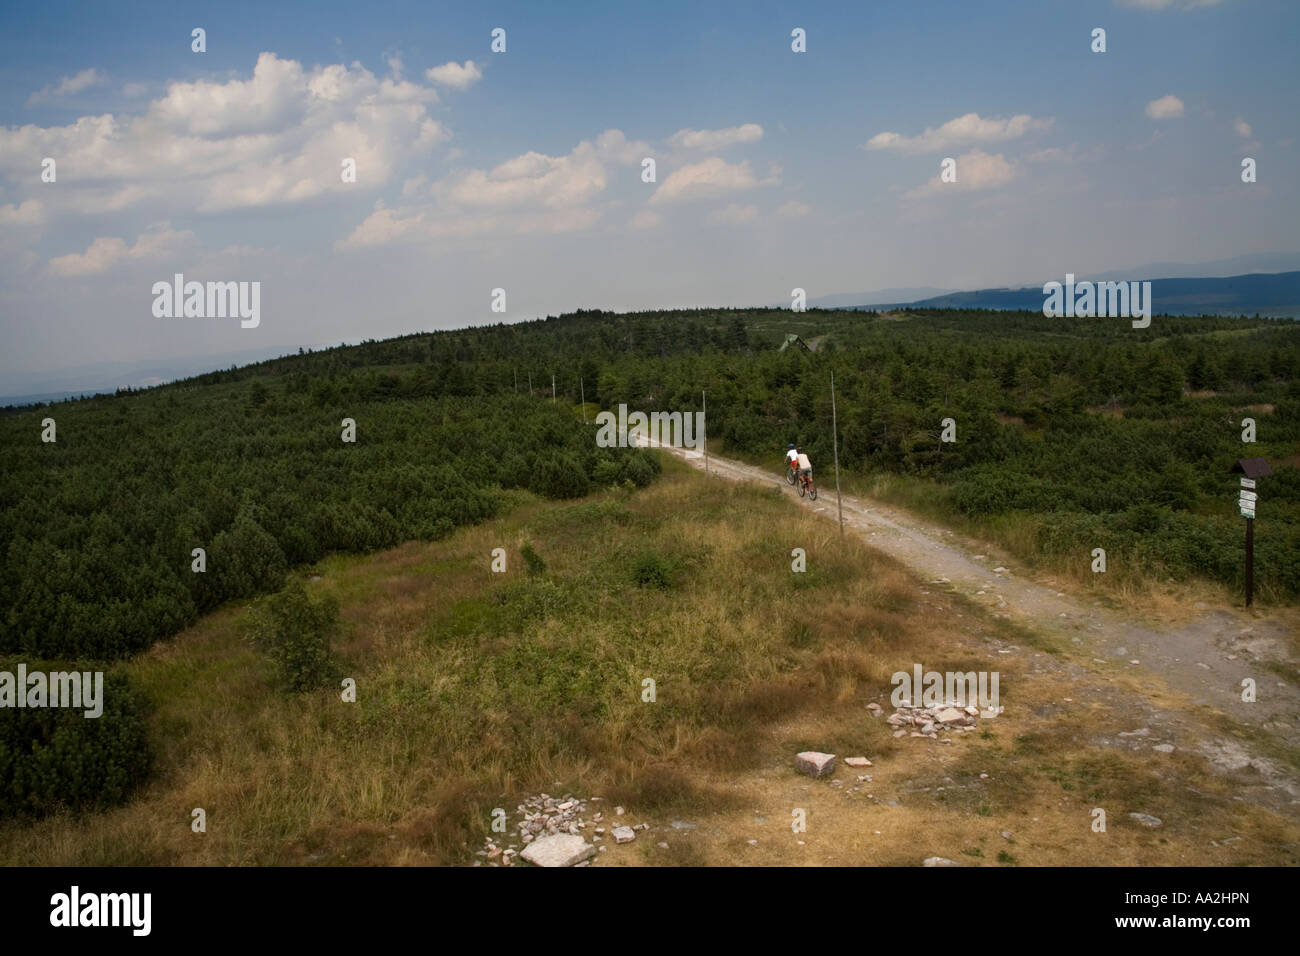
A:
[
  {"left": 632, "top": 550, "right": 674, "bottom": 589},
  {"left": 0, "top": 664, "right": 153, "bottom": 818},
  {"left": 245, "top": 582, "right": 340, "bottom": 693},
  {"left": 520, "top": 542, "right": 546, "bottom": 576},
  {"left": 531, "top": 453, "right": 590, "bottom": 499}
]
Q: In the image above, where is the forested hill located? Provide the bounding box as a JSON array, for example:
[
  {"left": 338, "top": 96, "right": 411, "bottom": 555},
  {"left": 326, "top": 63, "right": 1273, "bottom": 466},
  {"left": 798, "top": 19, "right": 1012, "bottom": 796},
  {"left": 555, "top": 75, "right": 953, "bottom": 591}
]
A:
[
  {"left": 3, "top": 306, "right": 1300, "bottom": 664},
  {"left": 882, "top": 271, "right": 1300, "bottom": 317}
]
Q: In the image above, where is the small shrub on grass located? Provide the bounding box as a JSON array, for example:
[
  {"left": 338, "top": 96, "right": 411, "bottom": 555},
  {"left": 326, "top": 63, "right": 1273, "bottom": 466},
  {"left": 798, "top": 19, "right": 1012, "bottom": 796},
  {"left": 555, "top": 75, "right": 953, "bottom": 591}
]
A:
[
  {"left": 245, "top": 582, "right": 340, "bottom": 692},
  {"left": 632, "top": 550, "right": 674, "bottom": 589},
  {"left": 520, "top": 542, "right": 546, "bottom": 576}
]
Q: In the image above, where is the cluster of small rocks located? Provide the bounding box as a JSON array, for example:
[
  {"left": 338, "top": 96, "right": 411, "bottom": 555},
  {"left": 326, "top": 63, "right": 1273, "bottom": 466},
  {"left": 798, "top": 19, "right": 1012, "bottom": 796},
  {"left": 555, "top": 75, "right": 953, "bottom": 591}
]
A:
[
  {"left": 880, "top": 699, "right": 1003, "bottom": 740},
  {"left": 477, "top": 793, "right": 654, "bottom": 867}
]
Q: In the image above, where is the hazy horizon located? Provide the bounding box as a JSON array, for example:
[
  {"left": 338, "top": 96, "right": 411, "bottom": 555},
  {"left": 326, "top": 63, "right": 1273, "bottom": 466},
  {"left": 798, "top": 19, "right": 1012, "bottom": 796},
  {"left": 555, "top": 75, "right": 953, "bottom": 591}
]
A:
[{"left": 3, "top": 0, "right": 1298, "bottom": 391}]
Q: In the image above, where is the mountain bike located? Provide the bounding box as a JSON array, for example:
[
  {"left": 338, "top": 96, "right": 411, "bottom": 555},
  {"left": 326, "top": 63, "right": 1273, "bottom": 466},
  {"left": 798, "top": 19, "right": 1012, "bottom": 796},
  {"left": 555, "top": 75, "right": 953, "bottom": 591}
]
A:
[
  {"left": 797, "top": 472, "right": 817, "bottom": 500},
  {"left": 785, "top": 461, "right": 797, "bottom": 485}
]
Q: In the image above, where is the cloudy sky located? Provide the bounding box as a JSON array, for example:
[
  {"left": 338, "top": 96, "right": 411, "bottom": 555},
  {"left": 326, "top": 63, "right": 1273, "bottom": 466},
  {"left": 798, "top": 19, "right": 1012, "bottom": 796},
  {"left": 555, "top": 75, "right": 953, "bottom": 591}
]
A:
[{"left": 1, "top": 0, "right": 1297, "bottom": 389}]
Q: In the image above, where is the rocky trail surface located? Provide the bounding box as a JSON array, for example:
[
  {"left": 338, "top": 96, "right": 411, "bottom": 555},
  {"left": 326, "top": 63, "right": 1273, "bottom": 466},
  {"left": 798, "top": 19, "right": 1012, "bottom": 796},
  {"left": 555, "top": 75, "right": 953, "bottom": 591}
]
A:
[{"left": 640, "top": 437, "right": 1300, "bottom": 812}]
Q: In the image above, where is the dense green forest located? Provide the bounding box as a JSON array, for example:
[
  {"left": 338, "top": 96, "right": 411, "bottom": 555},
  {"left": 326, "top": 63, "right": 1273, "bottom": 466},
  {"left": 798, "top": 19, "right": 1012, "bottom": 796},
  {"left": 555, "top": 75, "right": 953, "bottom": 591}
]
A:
[
  {"left": 4, "top": 305, "right": 1298, "bottom": 665},
  {"left": 1, "top": 389, "right": 658, "bottom": 661},
  {"left": 2, "top": 305, "right": 1298, "bottom": 816}
]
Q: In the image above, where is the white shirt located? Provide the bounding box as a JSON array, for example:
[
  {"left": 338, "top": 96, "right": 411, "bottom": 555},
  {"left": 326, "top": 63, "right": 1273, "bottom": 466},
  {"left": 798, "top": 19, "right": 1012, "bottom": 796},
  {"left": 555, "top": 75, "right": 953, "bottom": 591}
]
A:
[
  {"left": 796, "top": 453, "right": 812, "bottom": 471},
  {"left": 786, "top": 449, "right": 799, "bottom": 463}
]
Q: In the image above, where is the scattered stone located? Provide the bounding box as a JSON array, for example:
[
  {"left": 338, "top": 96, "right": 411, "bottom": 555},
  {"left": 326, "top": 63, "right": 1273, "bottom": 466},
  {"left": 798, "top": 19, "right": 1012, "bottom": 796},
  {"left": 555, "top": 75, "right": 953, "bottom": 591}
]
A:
[
  {"left": 747, "top": 839, "right": 758, "bottom": 846},
  {"left": 866, "top": 703, "right": 883, "bottom": 714},
  {"left": 519, "top": 834, "right": 596, "bottom": 868},
  {"left": 670, "top": 821, "right": 697, "bottom": 830},
  {"left": 1000, "top": 831, "right": 1012, "bottom": 841},
  {"left": 923, "top": 857, "right": 961, "bottom": 867},
  {"left": 936, "top": 707, "right": 965, "bottom": 724},
  {"left": 612, "top": 826, "right": 636, "bottom": 844},
  {"left": 844, "top": 757, "right": 872, "bottom": 767},
  {"left": 615, "top": 806, "right": 625, "bottom": 815},
  {"left": 893, "top": 729, "right": 907, "bottom": 737},
  {"left": 1153, "top": 744, "right": 1175, "bottom": 753},
  {"left": 1129, "top": 813, "right": 1163, "bottom": 828},
  {"left": 656, "top": 842, "right": 669, "bottom": 849},
  {"left": 795, "top": 751, "right": 837, "bottom": 778}
]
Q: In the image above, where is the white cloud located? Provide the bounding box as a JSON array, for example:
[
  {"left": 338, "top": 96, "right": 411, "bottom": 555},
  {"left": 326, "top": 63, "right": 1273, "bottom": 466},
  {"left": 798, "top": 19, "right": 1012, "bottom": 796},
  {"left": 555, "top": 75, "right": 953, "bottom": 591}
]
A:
[
  {"left": 341, "top": 130, "right": 647, "bottom": 247},
  {"left": 426, "top": 60, "right": 483, "bottom": 90},
  {"left": 865, "top": 113, "right": 1052, "bottom": 154},
  {"left": 122, "top": 82, "right": 148, "bottom": 97},
  {"left": 0, "top": 53, "right": 450, "bottom": 217},
  {"left": 0, "top": 200, "right": 44, "bottom": 226},
  {"left": 707, "top": 203, "right": 758, "bottom": 225},
  {"left": 27, "top": 68, "right": 106, "bottom": 106},
  {"left": 668, "top": 123, "right": 763, "bottom": 150},
  {"left": 47, "top": 223, "right": 196, "bottom": 276},
  {"left": 1234, "top": 116, "right": 1252, "bottom": 138},
  {"left": 649, "top": 157, "right": 776, "bottom": 204},
  {"left": 776, "top": 200, "right": 810, "bottom": 217},
  {"left": 904, "top": 149, "right": 1015, "bottom": 199},
  {"left": 1145, "top": 94, "right": 1185, "bottom": 120}
]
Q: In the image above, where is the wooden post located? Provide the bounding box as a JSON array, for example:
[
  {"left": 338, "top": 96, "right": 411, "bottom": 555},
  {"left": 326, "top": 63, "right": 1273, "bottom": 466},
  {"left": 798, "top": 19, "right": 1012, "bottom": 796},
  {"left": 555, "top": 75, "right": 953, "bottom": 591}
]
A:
[
  {"left": 1245, "top": 516, "right": 1254, "bottom": 607},
  {"left": 831, "top": 370, "right": 843, "bottom": 536},
  {"left": 702, "top": 389, "right": 709, "bottom": 476},
  {"left": 552, "top": 374, "right": 556, "bottom": 403},
  {"left": 580, "top": 377, "right": 587, "bottom": 423}
]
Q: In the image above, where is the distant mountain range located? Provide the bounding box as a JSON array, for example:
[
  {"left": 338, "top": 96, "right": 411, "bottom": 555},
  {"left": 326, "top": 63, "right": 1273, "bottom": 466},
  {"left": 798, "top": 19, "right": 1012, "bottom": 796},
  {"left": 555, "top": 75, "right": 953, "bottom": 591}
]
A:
[
  {"left": 815, "top": 252, "right": 1300, "bottom": 314},
  {"left": 838, "top": 271, "right": 1300, "bottom": 318}
]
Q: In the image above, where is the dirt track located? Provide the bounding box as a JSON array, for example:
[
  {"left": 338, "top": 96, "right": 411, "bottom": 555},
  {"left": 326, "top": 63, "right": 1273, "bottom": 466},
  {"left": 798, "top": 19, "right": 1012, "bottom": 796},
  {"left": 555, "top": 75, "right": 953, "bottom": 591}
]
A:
[{"left": 641, "top": 437, "right": 1300, "bottom": 806}]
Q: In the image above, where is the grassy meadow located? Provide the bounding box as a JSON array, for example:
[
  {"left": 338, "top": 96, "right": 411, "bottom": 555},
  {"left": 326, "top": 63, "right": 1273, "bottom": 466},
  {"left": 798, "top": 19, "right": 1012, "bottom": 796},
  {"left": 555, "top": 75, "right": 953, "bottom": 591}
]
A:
[{"left": 2, "top": 457, "right": 1295, "bottom": 866}]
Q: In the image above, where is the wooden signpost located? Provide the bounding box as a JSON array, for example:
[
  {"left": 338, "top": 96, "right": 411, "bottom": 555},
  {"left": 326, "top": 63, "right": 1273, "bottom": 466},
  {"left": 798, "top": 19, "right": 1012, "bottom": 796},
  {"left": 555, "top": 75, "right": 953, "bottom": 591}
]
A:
[{"left": 1233, "top": 458, "right": 1273, "bottom": 607}]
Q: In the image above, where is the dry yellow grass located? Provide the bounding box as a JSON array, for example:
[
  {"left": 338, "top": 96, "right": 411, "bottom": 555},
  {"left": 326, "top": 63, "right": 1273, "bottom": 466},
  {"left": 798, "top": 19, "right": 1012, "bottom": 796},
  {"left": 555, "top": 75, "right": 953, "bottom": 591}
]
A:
[{"left": 1, "top": 457, "right": 1295, "bottom": 866}]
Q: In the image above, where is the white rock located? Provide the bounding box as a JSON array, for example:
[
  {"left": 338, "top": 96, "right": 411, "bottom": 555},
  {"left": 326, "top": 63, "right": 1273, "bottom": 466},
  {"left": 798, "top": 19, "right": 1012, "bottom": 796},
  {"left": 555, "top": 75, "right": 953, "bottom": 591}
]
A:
[
  {"left": 1153, "top": 744, "right": 1175, "bottom": 753},
  {"left": 844, "top": 757, "right": 872, "bottom": 767},
  {"left": 794, "top": 751, "right": 837, "bottom": 778},
  {"left": 923, "top": 857, "right": 961, "bottom": 867},
  {"left": 519, "top": 833, "right": 596, "bottom": 867},
  {"left": 1129, "top": 813, "right": 1163, "bottom": 828},
  {"left": 612, "top": 826, "right": 636, "bottom": 844}
]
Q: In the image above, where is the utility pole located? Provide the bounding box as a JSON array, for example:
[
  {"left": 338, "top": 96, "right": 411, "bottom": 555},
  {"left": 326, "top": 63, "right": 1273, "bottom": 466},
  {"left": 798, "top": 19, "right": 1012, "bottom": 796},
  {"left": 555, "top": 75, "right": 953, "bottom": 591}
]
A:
[
  {"left": 831, "top": 369, "right": 843, "bottom": 536},
  {"left": 702, "top": 389, "right": 709, "bottom": 476}
]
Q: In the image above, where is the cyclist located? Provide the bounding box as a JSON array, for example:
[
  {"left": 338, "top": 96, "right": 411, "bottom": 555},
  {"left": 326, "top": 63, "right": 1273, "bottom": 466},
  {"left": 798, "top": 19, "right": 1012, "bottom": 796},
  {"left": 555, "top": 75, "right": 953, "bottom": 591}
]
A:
[
  {"left": 795, "top": 447, "right": 813, "bottom": 491},
  {"left": 785, "top": 443, "right": 799, "bottom": 479}
]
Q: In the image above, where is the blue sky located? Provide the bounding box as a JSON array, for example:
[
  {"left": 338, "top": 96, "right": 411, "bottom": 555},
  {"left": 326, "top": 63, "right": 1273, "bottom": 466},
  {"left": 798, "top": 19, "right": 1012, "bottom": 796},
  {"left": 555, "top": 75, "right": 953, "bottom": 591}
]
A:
[{"left": 1, "top": 0, "right": 1297, "bottom": 389}]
